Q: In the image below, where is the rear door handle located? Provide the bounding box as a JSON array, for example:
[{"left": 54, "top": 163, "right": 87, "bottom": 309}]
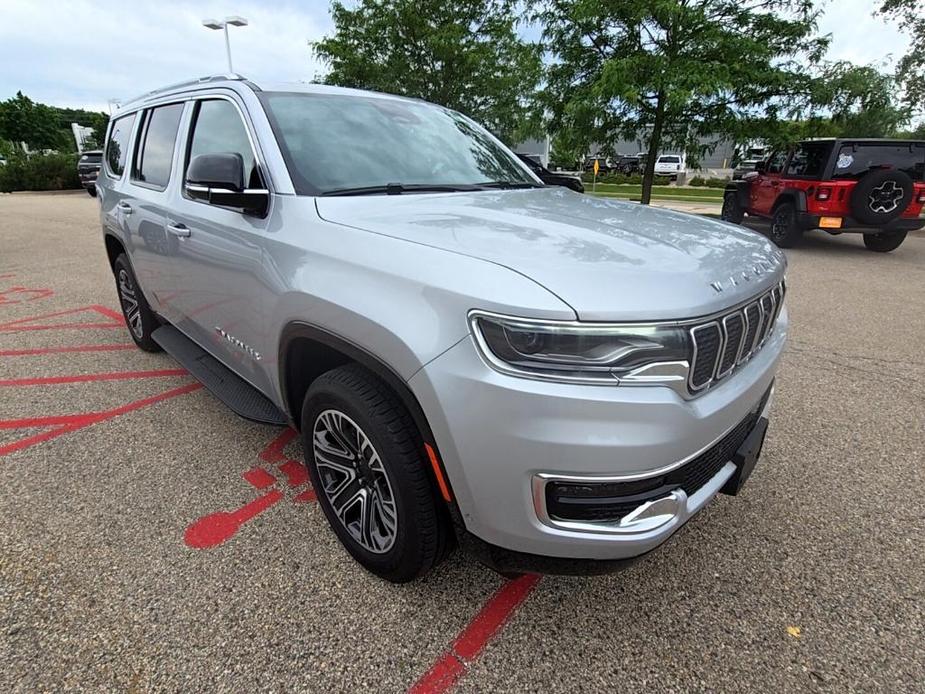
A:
[
  {"left": 167, "top": 222, "right": 191, "bottom": 238},
  {"left": 117, "top": 201, "right": 133, "bottom": 215}
]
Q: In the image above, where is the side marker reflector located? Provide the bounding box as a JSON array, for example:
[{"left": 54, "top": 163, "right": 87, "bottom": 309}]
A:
[{"left": 425, "top": 443, "right": 452, "bottom": 502}]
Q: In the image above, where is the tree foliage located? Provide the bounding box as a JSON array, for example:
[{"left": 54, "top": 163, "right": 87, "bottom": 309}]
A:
[
  {"left": 877, "top": 0, "right": 925, "bottom": 113},
  {"left": 0, "top": 91, "right": 109, "bottom": 152},
  {"left": 0, "top": 92, "right": 68, "bottom": 150},
  {"left": 312, "top": 0, "right": 543, "bottom": 143},
  {"left": 536, "top": 0, "right": 827, "bottom": 203}
]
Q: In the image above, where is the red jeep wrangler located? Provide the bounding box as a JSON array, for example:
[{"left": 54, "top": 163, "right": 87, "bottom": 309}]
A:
[{"left": 722, "top": 139, "right": 925, "bottom": 252}]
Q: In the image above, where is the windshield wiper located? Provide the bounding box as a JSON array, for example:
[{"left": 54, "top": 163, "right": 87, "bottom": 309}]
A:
[
  {"left": 321, "top": 183, "right": 488, "bottom": 196},
  {"left": 478, "top": 181, "right": 544, "bottom": 190}
]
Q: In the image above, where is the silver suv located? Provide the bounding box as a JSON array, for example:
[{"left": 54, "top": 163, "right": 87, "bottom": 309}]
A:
[{"left": 98, "top": 75, "right": 787, "bottom": 582}]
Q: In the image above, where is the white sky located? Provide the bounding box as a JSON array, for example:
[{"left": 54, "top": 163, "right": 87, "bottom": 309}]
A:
[{"left": 0, "top": 0, "right": 911, "bottom": 113}]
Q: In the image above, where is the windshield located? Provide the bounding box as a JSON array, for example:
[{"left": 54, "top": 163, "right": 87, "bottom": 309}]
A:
[
  {"left": 260, "top": 92, "right": 538, "bottom": 195},
  {"left": 832, "top": 143, "right": 925, "bottom": 181}
]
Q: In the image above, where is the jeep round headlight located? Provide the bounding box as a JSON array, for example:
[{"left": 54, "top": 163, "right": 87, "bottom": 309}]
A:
[{"left": 469, "top": 311, "right": 689, "bottom": 383}]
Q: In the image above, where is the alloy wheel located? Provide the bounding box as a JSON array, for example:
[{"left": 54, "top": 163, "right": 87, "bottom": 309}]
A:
[
  {"left": 312, "top": 409, "right": 398, "bottom": 554},
  {"left": 118, "top": 268, "right": 144, "bottom": 339},
  {"left": 770, "top": 209, "right": 789, "bottom": 243}
]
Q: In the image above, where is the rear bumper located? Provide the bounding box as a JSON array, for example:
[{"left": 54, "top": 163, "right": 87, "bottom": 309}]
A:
[{"left": 797, "top": 212, "right": 925, "bottom": 233}]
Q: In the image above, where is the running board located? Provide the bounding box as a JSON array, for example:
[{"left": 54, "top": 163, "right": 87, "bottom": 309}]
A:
[{"left": 152, "top": 325, "right": 288, "bottom": 426}]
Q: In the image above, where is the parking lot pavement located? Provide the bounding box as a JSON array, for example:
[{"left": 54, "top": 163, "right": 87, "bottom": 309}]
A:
[{"left": 1, "top": 192, "right": 923, "bottom": 692}]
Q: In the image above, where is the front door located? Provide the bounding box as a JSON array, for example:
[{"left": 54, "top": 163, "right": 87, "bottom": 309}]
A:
[
  {"left": 751, "top": 151, "right": 788, "bottom": 216},
  {"left": 165, "top": 96, "right": 275, "bottom": 397}
]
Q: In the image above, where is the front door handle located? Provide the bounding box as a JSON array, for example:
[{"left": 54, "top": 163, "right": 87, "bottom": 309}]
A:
[
  {"left": 167, "top": 223, "right": 191, "bottom": 238},
  {"left": 117, "top": 201, "right": 133, "bottom": 215}
]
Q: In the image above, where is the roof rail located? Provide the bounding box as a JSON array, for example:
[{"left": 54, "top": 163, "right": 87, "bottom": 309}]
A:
[{"left": 119, "top": 74, "right": 252, "bottom": 109}]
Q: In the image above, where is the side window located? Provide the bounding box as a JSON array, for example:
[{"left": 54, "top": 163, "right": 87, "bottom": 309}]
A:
[
  {"left": 766, "top": 151, "right": 787, "bottom": 175},
  {"left": 785, "top": 143, "right": 829, "bottom": 178},
  {"left": 133, "top": 103, "right": 184, "bottom": 190},
  {"left": 186, "top": 99, "right": 260, "bottom": 189},
  {"left": 105, "top": 113, "right": 136, "bottom": 178}
]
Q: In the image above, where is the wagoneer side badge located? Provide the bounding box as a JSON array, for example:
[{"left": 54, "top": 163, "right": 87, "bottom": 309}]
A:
[{"left": 215, "top": 326, "right": 262, "bottom": 361}]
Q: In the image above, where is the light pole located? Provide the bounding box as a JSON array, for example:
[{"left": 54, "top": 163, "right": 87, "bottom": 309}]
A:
[{"left": 202, "top": 16, "right": 249, "bottom": 73}]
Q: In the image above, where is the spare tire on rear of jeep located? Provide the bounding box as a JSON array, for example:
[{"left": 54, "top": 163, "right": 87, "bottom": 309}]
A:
[{"left": 850, "top": 169, "right": 914, "bottom": 225}]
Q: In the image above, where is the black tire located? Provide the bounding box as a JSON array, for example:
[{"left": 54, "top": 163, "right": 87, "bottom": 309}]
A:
[
  {"left": 850, "top": 169, "right": 913, "bottom": 225},
  {"left": 721, "top": 191, "right": 744, "bottom": 224},
  {"left": 768, "top": 202, "right": 802, "bottom": 248},
  {"left": 112, "top": 253, "right": 161, "bottom": 352},
  {"left": 301, "top": 364, "right": 453, "bottom": 583},
  {"left": 863, "top": 230, "right": 907, "bottom": 253},
  {"left": 86, "top": 185, "right": 97, "bottom": 198}
]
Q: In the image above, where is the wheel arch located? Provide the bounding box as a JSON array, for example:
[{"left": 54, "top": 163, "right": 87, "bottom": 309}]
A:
[
  {"left": 724, "top": 180, "right": 750, "bottom": 208},
  {"left": 103, "top": 232, "right": 126, "bottom": 269},
  {"left": 278, "top": 321, "right": 462, "bottom": 522},
  {"left": 772, "top": 188, "right": 808, "bottom": 213}
]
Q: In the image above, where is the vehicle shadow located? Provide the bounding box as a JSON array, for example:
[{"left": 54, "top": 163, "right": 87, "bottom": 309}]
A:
[{"left": 741, "top": 219, "right": 925, "bottom": 258}]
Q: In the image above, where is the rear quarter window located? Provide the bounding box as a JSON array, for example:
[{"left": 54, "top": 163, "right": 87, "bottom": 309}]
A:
[{"left": 105, "top": 113, "right": 136, "bottom": 178}]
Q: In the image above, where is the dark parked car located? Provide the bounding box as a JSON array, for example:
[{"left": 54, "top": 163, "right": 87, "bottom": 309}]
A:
[
  {"left": 516, "top": 153, "right": 584, "bottom": 193},
  {"left": 77, "top": 150, "right": 103, "bottom": 196}
]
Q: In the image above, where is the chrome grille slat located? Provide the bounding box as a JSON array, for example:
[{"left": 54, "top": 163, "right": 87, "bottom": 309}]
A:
[{"left": 688, "top": 281, "right": 784, "bottom": 395}]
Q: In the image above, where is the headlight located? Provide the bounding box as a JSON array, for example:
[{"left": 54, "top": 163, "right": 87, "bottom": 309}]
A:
[{"left": 469, "top": 311, "right": 689, "bottom": 384}]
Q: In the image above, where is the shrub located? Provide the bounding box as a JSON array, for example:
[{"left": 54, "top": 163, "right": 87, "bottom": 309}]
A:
[
  {"left": 581, "top": 172, "right": 672, "bottom": 186},
  {"left": 0, "top": 151, "right": 81, "bottom": 192},
  {"left": 688, "top": 175, "right": 729, "bottom": 188}
]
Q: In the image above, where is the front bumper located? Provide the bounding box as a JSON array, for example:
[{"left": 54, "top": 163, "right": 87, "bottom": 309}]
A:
[{"left": 409, "top": 307, "right": 786, "bottom": 564}]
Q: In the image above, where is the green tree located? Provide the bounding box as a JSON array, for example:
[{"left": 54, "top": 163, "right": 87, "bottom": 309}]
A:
[
  {"left": 877, "top": 0, "right": 925, "bottom": 113},
  {"left": 0, "top": 92, "right": 68, "bottom": 151},
  {"left": 812, "top": 63, "right": 908, "bottom": 138},
  {"left": 312, "top": 0, "right": 543, "bottom": 143},
  {"left": 536, "top": 0, "right": 827, "bottom": 203}
]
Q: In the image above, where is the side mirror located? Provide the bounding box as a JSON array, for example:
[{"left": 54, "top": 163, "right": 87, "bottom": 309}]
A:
[
  {"left": 185, "top": 152, "right": 268, "bottom": 216},
  {"left": 754, "top": 160, "right": 767, "bottom": 173}
]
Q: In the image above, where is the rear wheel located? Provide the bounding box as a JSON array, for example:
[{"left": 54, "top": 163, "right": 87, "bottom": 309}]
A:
[
  {"left": 112, "top": 253, "right": 161, "bottom": 352},
  {"left": 769, "top": 202, "right": 802, "bottom": 248},
  {"left": 721, "top": 192, "right": 744, "bottom": 224},
  {"left": 863, "top": 230, "right": 907, "bottom": 253},
  {"left": 301, "top": 364, "right": 452, "bottom": 582}
]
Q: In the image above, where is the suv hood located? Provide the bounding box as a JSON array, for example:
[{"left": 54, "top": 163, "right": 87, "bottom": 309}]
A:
[{"left": 316, "top": 187, "right": 785, "bottom": 321}]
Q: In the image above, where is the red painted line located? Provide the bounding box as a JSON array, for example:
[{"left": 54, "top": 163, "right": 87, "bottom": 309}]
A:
[
  {"left": 0, "top": 305, "right": 120, "bottom": 328},
  {"left": 243, "top": 467, "right": 277, "bottom": 490},
  {"left": 259, "top": 427, "right": 299, "bottom": 464},
  {"left": 408, "top": 574, "right": 541, "bottom": 694},
  {"left": 0, "top": 287, "right": 54, "bottom": 304},
  {"left": 0, "top": 413, "right": 94, "bottom": 429},
  {"left": 279, "top": 459, "right": 308, "bottom": 487},
  {"left": 0, "top": 368, "right": 187, "bottom": 387},
  {"left": 0, "top": 343, "right": 135, "bottom": 357},
  {"left": 0, "top": 382, "right": 202, "bottom": 458},
  {"left": 0, "top": 321, "right": 123, "bottom": 333},
  {"left": 90, "top": 304, "right": 126, "bottom": 322},
  {"left": 293, "top": 488, "right": 317, "bottom": 503},
  {"left": 184, "top": 489, "right": 285, "bottom": 549}
]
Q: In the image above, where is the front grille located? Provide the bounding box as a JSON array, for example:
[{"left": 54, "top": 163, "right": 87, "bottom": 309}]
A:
[
  {"left": 688, "top": 281, "right": 784, "bottom": 392},
  {"left": 545, "top": 385, "right": 772, "bottom": 523}
]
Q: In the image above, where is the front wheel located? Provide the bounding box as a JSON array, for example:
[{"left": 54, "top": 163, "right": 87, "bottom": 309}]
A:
[
  {"left": 721, "top": 192, "right": 744, "bottom": 224},
  {"left": 769, "top": 203, "right": 802, "bottom": 248},
  {"left": 301, "top": 364, "right": 453, "bottom": 583},
  {"left": 112, "top": 253, "right": 161, "bottom": 352},
  {"left": 863, "top": 230, "right": 907, "bottom": 252}
]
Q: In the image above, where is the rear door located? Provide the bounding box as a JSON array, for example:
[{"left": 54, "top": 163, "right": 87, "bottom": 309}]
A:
[{"left": 123, "top": 102, "right": 187, "bottom": 321}]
